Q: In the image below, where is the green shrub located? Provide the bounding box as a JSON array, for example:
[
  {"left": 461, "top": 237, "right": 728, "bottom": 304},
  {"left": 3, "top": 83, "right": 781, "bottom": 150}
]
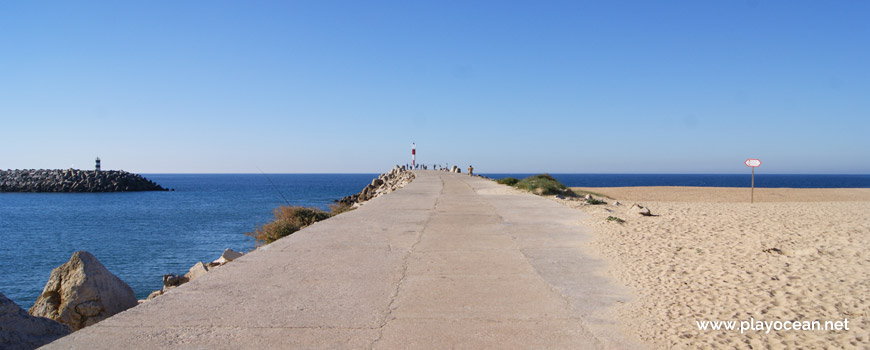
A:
[
  {"left": 496, "top": 177, "right": 520, "bottom": 186},
  {"left": 515, "top": 174, "right": 572, "bottom": 196},
  {"left": 586, "top": 198, "right": 607, "bottom": 205},
  {"left": 606, "top": 216, "right": 625, "bottom": 224},
  {"left": 247, "top": 206, "right": 331, "bottom": 246}
]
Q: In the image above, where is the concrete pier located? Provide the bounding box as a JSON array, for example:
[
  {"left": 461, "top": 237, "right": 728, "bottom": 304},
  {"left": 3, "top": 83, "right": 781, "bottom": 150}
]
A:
[{"left": 44, "top": 171, "right": 639, "bottom": 349}]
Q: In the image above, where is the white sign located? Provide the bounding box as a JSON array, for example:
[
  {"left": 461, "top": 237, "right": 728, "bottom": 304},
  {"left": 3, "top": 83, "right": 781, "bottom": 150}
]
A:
[{"left": 745, "top": 159, "right": 762, "bottom": 167}]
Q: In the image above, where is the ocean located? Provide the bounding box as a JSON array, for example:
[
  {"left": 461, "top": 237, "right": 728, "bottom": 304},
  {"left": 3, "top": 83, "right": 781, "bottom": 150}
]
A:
[
  {"left": 2, "top": 172, "right": 868, "bottom": 309},
  {"left": 0, "top": 174, "right": 377, "bottom": 309},
  {"left": 483, "top": 174, "right": 870, "bottom": 188}
]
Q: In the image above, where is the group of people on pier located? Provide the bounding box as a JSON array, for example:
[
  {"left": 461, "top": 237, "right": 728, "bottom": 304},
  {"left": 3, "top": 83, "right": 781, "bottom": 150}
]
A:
[{"left": 402, "top": 163, "right": 475, "bottom": 176}]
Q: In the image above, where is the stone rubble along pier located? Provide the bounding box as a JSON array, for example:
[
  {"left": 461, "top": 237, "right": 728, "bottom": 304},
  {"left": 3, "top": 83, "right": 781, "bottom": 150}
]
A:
[
  {"left": 42, "top": 171, "right": 640, "bottom": 349},
  {"left": 337, "top": 165, "right": 416, "bottom": 206},
  {"left": 0, "top": 169, "right": 168, "bottom": 192}
]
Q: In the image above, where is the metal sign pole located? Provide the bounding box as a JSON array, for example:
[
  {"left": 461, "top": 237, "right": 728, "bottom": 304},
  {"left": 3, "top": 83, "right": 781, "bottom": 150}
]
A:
[
  {"left": 745, "top": 158, "right": 761, "bottom": 204},
  {"left": 751, "top": 166, "right": 755, "bottom": 204}
]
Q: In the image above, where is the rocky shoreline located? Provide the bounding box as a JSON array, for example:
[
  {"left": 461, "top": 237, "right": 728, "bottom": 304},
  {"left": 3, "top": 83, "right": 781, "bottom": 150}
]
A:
[
  {"left": 336, "top": 165, "right": 416, "bottom": 206},
  {"left": 0, "top": 248, "right": 250, "bottom": 349},
  {"left": 0, "top": 168, "right": 417, "bottom": 349},
  {"left": 0, "top": 169, "right": 169, "bottom": 192}
]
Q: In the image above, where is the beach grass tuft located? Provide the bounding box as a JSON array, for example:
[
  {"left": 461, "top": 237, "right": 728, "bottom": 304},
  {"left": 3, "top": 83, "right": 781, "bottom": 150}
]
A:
[
  {"left": 606, "top": 216, "right": 625, "bottom": 224},
  {"left": 571, "top": 188, "right": 614, "bottom": 199},
  {"left": 246, "top": 206, "right": 331, "bottom": 246},
  {"left": 496, "top": 177, "right": 520, "bottom": 186},
  {"left": 587, "top": 198, "right": 607, "bottom": 205},
  {"left": 514, "top": 174, "right": 573, "bottom": 196}
]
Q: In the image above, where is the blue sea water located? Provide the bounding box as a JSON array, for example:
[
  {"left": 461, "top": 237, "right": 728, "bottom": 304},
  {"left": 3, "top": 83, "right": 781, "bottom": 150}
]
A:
[
  {"left": 0, "top": 174, "right": 376, "bottom": 309},
  {"left": 483, "top": 174, "right": 870, "bottom": 188},
  {"left": 2, "top": 172, "right": 868, "bottom": 310}
]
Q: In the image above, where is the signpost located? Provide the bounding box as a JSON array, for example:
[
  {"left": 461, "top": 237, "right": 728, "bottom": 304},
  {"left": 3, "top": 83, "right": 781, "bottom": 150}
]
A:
[{"left": 745, "top": 159, "right": 762, "bottom": 203}]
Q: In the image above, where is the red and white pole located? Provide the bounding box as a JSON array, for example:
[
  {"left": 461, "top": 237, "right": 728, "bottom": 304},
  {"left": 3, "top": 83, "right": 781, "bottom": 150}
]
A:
[{"left": 411, "top": 143, "right": 416, "bottom": 168}]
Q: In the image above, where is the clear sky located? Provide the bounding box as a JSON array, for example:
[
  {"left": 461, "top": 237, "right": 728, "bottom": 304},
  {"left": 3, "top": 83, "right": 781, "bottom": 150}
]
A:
[{"left": 1, "top": 1, "right": 868, "bottom": 174}]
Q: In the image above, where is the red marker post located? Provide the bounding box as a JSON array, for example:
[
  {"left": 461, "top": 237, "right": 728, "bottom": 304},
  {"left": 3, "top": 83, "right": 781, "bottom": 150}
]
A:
[
  {"left": 745, "top": 159, "right": 762, "bottom": 203},
  {"left": 411, "top": 143, "right": 416, "bottom": 168}
]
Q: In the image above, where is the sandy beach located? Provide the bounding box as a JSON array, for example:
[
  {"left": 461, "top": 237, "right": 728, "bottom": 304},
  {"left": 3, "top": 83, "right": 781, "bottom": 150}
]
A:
[{"left": 558, "top": 186, "right": 870, "bottom": 349}]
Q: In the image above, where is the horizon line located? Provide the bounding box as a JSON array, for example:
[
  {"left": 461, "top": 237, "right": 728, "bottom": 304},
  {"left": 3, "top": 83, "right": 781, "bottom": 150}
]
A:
[{"left": 133, "top": 172, "right": 870, "bottom": 176}]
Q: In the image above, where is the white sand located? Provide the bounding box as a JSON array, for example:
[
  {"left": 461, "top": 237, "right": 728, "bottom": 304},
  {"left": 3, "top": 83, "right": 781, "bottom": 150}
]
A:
[{"left": 556, "top": 187, "right": 870, "bottom": 349}]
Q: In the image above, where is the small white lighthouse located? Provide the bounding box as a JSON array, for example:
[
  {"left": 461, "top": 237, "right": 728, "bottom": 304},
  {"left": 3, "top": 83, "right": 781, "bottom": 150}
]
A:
[
  {"left": 411, "top": 143, "right": 416, "bottom": 168},
  {"left": 95, "top": 157, "right": 101, "bottom": 174}
]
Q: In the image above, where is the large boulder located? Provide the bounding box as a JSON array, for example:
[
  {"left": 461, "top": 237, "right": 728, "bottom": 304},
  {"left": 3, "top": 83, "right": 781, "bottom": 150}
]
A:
[
  {"left": 184, "top": 262, "right": 210, "bottom": 281},
  {"left": 1, "top": 292, "right": 70, "bottom": 350},
  {"left": 212, "top": 248, "right": 244, "bottom": 265},
  {"left": 28, "top": 251, "right": 138, "bottom": 331}
]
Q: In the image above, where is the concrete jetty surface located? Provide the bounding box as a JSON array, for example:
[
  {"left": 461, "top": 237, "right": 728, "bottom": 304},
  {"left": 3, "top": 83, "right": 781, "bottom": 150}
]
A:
[{"left": 44, "top": 171, "right": 640, "bottom": 349}]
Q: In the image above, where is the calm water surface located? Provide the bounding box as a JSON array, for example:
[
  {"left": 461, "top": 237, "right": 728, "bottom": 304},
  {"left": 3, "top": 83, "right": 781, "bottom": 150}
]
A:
[
  {"left": 0, "top": 174, "right": 376, "bottom": 308},
  {"left": 483, "top": 173, "right": 870, "bottom": 188},
  {"left": 3, "top": 172, "right": 868, "bottom": 309}
]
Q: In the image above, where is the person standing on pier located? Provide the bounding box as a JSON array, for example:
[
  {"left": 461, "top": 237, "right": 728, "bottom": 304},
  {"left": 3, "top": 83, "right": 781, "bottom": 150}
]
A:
[{"left": 468, "top": 165, "right": 474, "bottom": 176}]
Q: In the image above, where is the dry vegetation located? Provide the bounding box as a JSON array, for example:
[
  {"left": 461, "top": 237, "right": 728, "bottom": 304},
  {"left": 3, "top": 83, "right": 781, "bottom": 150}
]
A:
[{"left": 247, "top": 204, "right": 355, "bottom": 246}]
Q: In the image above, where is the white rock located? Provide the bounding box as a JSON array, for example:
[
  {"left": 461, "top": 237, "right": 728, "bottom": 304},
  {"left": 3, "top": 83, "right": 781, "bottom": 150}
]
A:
[
  {"left": 184, "top": 262, "right": 210, "bottom": 281},
  {"left": 213, "top": 248, "right": 244, "bottom": 265},
  {"left": 28, "top": 251, "right": 138, "bottom": 331}
]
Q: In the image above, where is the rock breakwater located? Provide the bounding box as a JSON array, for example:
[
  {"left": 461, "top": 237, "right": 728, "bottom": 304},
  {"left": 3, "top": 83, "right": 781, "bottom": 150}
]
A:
[
  {"left": 337, "top": 165, "right": 416, "bottom": 206},
  {"left": 0, "top": 169, "right": 168, "bottom": 192}
]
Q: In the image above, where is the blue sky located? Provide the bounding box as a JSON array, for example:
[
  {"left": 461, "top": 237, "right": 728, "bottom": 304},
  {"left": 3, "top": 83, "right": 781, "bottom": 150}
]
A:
[{"left": 1, "top": 1, "right": 868, "bottom": 173}]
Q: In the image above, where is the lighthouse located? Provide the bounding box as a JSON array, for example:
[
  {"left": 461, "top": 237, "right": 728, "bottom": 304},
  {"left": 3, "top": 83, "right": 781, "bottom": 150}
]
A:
[
  {"left": 95, "top": 157, "right": 101, "bottom": 174},
  {"left": 411, "top": 143, "right": 416, "bottom": 169}
]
